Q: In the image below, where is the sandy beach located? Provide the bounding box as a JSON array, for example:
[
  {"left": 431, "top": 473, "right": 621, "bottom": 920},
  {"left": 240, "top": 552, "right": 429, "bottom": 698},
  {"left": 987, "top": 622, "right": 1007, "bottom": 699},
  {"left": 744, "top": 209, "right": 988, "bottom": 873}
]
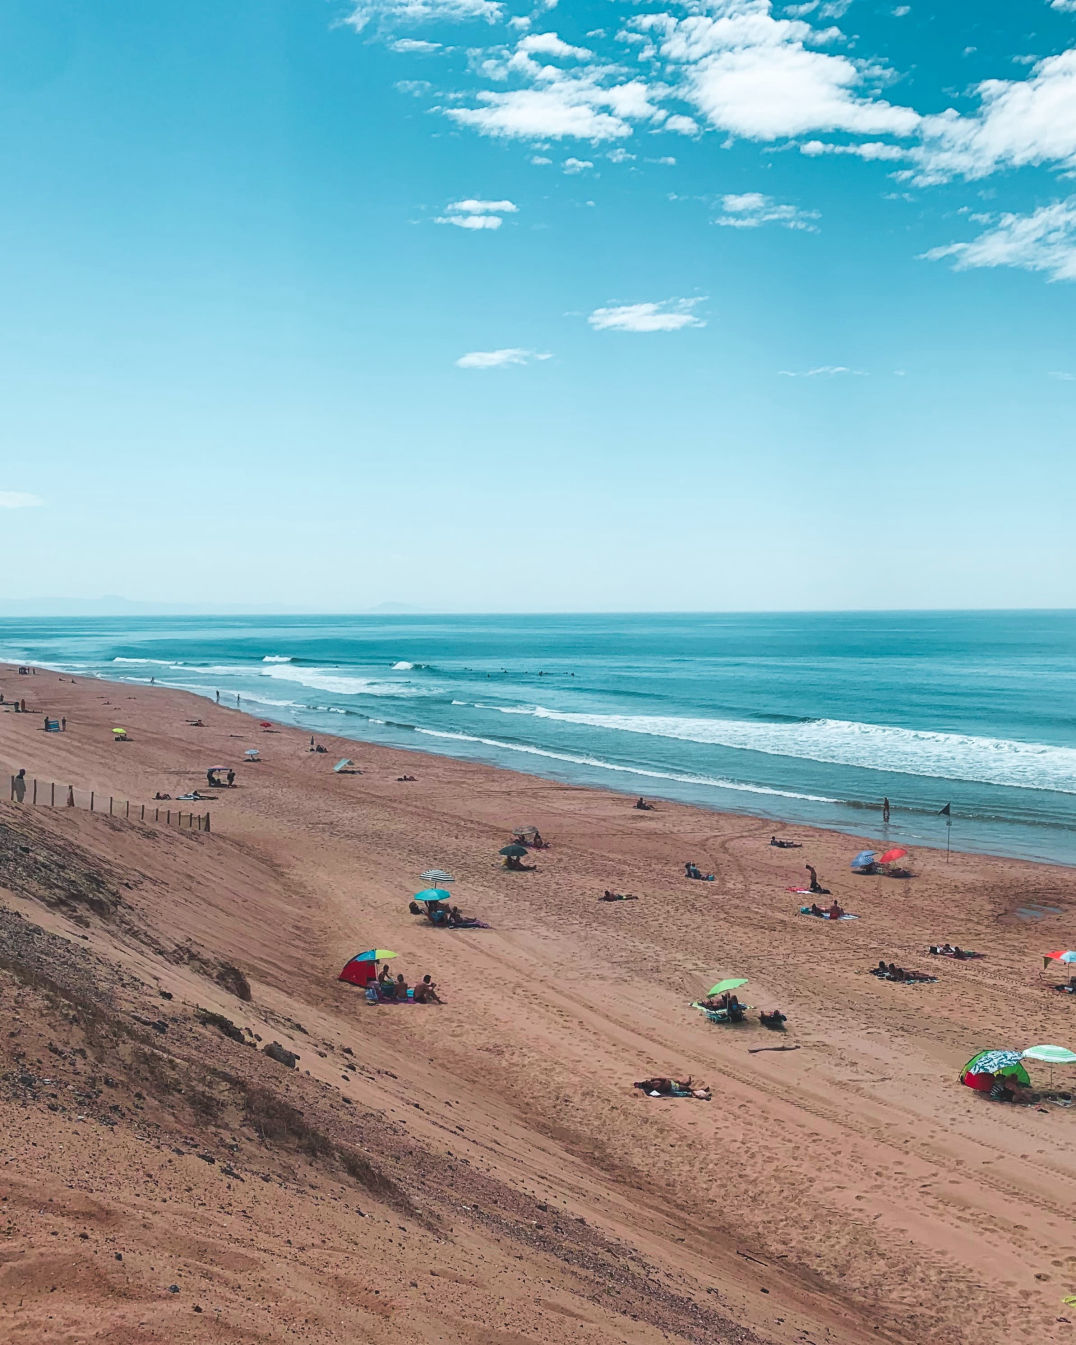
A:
[{"left": 2, "top": 664, "right": 1075, "bottom": 1345}]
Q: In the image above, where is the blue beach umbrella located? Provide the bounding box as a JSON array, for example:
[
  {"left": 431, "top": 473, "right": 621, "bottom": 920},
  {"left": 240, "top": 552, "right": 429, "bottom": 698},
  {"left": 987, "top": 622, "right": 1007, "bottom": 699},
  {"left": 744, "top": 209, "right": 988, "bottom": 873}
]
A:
[
  {"left": 413, "top": 888, "right": 452, "bottom": 903},
  {"left": 851, "top": 850, "right": 876, "bottom": 870}
]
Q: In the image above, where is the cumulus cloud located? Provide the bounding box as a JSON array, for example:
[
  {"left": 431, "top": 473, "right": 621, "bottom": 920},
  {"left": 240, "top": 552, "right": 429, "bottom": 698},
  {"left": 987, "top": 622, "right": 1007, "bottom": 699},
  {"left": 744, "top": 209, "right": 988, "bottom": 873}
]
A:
[
  {"left": 456, "top": 348, "right": 551, "bottom": 367},
  {"left": 516, "top": 31, "right": 592, "bottom": 59},
  {"left": 563, "top": 156, "right": 594, "bottom": 172},
  {"left": 1048, "top": 0, "right": 1076, "bottom": 10},
  {"left": 587, "top": 297, "right": 706, "bottom": 331},
  {"left": 446, "top": 71, "right": 661, "bottom": 140},
  {"left": 922, "top": 200, "right": 1076, "bottom": 282},
  {"left": 0, "top": 491, "right": 43, "bottom": 508},
  {"left": 715, "top": 191, "right": 819, "bottom": 229},
  {"left": 435, "top": 197, "right": 518, "bottom": 228},
  {"left": 911, "top": 52, "right": 1076, "bottom": 182},
  {"left": 779, "top": 365, "right": 866, "bottom": 376},
  {"left": 800, "top": 138, "right": 908, "bottom": 160}
]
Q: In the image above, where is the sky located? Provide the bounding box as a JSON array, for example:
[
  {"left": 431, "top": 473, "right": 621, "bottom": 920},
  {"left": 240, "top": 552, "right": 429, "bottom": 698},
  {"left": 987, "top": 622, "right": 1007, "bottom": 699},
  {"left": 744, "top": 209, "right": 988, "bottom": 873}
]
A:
[{"left": 2, "top": 0, "right": 1075, "bottom": 612}]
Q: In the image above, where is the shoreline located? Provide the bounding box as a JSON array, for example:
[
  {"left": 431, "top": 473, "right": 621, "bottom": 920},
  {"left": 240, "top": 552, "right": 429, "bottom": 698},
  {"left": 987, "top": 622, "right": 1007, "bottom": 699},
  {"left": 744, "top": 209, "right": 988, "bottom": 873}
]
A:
[{"left": 10, "top": 658, "right": 1069, "bottom": 871}]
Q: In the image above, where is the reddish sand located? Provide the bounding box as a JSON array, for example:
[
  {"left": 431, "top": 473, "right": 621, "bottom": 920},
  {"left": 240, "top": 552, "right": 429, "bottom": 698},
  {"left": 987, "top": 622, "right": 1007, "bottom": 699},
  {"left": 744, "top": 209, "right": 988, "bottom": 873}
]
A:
[{"left": 1, "top": 666, "right": 1075, "bottom": 1345}]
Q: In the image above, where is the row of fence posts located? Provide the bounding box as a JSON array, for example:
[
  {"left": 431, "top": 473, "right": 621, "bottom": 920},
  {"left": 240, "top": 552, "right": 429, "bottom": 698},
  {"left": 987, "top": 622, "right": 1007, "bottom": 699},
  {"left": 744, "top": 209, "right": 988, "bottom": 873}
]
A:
[{"left": 8, "top": 774, "right": 209, "bottom": 832}]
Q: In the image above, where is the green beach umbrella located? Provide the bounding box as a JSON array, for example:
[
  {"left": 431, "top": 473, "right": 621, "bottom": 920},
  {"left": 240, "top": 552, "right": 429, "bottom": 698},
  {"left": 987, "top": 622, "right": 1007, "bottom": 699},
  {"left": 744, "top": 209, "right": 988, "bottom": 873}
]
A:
[
  {"left": 707, "top": 978, "right": 748, "bottom": 997},
  {"left": 500, "top": 844, "right": 528, "bottom": 857},
  {"left": 1022, "top": 1044, "right": 1076, "bottom": 1087}
]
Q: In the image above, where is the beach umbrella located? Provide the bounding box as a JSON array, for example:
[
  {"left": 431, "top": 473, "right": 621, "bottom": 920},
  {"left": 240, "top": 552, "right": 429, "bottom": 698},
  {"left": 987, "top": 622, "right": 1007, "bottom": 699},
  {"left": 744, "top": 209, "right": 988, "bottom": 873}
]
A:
[
  {"left": 500, "top": 844, "right": 528, "bottom": 857},
  {"left": 412, "top": 889, "right": 452, "bottom": 904},
  {"left": 421, "top": 869, "right": 454, "bottom": 884},
  {"left": 1045, "top": 950, "right": 1076, "bottom": 965},
  {"left": 707, "top": 978, "right": 748, "bottom": 997},
  {"left": 513, "top": 826, "right": 539, "bottom": 839},
  {"left": 333, "top": 758, "right": 353, "bottom": 772},
  {"left": 353, "top": 949, "right": 398, "bottom": 963},
  {"left": 878, "top": 847, "right": 908, "bottom": 864},
  {"left": 112, "top": 727, "right": 127, "bottom": 736},
  {"left": 851, "top": 850, "right": 876, "bottom": 870},
  {"left": 1021, "top": 1044, "right": 1076, "bottom": 1088}
]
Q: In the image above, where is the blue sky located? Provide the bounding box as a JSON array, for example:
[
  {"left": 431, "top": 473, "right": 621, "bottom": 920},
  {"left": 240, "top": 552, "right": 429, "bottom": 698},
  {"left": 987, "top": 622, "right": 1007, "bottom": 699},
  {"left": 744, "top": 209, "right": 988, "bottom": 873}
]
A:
[{"left": 2, "top": 0, "right": 1075, "bottom": 612}]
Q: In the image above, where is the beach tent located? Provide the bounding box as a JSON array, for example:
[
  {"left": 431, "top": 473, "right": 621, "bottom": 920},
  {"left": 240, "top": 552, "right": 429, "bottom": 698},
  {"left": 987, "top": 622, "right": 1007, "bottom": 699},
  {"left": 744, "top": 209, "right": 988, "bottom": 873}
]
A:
[
  {"left": 333, "top": 758, "right": 361, "bottom": 774},
  {"left": 339, "top": 949, "right": 398, "bottom": 988},
  {"left": 850, "top": 850, "right": 876, "bottom": 872},
  {"left": 513, "top": 826, "right": 539, "bottom": 840},
  {"left": 959, "top": 1049, "right": 1030, "bottom": 1092}
]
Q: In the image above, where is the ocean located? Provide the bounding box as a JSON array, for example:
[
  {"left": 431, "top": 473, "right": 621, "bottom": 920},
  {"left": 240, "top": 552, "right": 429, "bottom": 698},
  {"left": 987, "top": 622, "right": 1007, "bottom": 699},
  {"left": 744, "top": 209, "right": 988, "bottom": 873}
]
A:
[{"left": 2, "top": 611, "right": 1074, "bottom": 865}]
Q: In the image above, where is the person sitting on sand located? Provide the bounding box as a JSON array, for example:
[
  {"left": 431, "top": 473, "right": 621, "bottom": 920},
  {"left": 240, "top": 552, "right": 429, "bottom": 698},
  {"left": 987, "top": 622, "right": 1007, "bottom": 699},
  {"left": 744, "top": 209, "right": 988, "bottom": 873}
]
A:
[
  {"left": 809, "top": 902, "right": 824, "bottom": 917},
  {"left": 389, "top": 973, "right": 408, "bottom": 1000},
  {"left": 506, "top": 855, "right": 536, "bottom": 871},
  {"left": 377, "top": 964, "right": 394, "bottom": 989},
  {"left": 446, "top": 905, "right": 477, "bottom": 927},
  {"left": 397, "top": 774, "right": 416, "bottom": 781},
  {"left": 1054, "top": 977, "right": 1076, "bottom": 994},
  {"left": 635, "top": 797, "right": 654, "bottom": 810},
  {"left": 760, "top": 1009, "right": 787, "bottom": 1028},
  {"left": 828, "top": 900, "right": 844, "bottom": 920},
  {"left": 635, "top": 1076, "right": 712, "bottom": 1100},
  {"left": 412, "top": 974, "right": 441, "bottom": 1004},
  {"left": 427, "top": 903, "right": 450, "bottom": 926}
]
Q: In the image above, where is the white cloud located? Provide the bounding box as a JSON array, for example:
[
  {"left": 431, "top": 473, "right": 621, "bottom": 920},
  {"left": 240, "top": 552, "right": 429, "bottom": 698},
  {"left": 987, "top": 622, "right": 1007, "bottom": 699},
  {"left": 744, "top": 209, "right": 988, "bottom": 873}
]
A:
[
  {"left": 607, "top": 147, "right": 636, "bottom": 163},
  {"left": 347, "top": 0, "right": 501, "bottom": 30},
  {"left": 715, "top": 190, "right": 820, "bottom": 229},
  {"left": 664, "top": 114, "right": 700, "bottom": 135},
  {"left": 779, "top": 365, "right": 866, "bottom": 376},
  {"left": 1049, "top": 0, "right": 1076, "bottom": 11},
  {"left": 587, "top": 297, "right": 706, "bottom": 332},
  {"left": 911, "top": 52, "right": 1076, "bottom": 182},
  {"left": 800, "top": 138, "right": 908, "bottom": 160},
  {"left": 563, "top": 156, "right": 594, "bottom": 172},
  {"left": 456, "top": 348, "right": 551, "bottom": 368},
  {"left": 0, "top": 491, "right": 43, "bottom": 508},
  {"left": 922, "top": 200, "right": 1076, "bottom": 282},
  {"left": 389, "top": 37, "right": 442, "bottom": 51},
  {"left": 892, "top": 5, "right": 910, "bottom": 15},
  {"left": 445, "top": 74, "right": 658, "bottom": 139},
  {"left": 516, "top": 32, "right": 592, "bottom": 60},
  {"left": 530, "top": 153, "right": 552, "bottom": 163},
  {"left": 435, "top": 197, "right": 518, "bottom": 229}
]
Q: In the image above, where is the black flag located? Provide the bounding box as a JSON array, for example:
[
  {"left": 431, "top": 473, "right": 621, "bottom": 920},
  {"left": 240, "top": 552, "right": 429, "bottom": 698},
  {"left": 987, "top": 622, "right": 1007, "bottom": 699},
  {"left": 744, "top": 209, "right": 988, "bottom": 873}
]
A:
[{"left": 938, "top": 803, "right": 951, "bottom": 817}]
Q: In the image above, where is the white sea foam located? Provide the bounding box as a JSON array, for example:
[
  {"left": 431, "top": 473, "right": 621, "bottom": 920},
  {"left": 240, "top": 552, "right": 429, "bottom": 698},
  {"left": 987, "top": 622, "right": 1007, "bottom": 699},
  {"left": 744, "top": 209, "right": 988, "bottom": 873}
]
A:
[
  {"left": 487, "top": 706, "right": 1076, "bottom": 793},
  {"left": 259, "top": 665, "right": 437, "bottom": 698},
  {"left": 262, "top": 655, "right": 292, "bottom": 663},
  {"left": 392, "top": 661, "right": 414, "bottom": 670},
  {"left": 413, "top": 728, "right": 836, "bottom": 802},
  {"left": 112, "top": 657, "right": 181, "bottom": 666}
]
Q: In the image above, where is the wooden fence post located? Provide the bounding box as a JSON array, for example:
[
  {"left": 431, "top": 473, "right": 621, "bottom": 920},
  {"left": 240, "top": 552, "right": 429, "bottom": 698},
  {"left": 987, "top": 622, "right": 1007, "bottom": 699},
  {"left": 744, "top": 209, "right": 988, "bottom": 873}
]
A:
[
  {"left": 32, "top": 779, "right": 38, "bottom": 805},
  {"left": 154, "top": 808, "right": 159, "bottom": 822},
  {"left": 205, "top": 812, "right": 211, "bottom": 833},
  {"left": 90, "top": 791, "right": 94, "bottom": 812},
  {"left": 108, "top": 796, "right": 113, "bottom": 816},
  {"left": 141, "top": 804, "right": 145, "bottom": 821},
  {"left": 50, "top": 782, "right": 55, "bottom": 807},
  {"left": 166, "top": 810, "right": 171, "bottom": 825},
  {"left": 67, "top": 785, "right": 74, "bottom": 807}
]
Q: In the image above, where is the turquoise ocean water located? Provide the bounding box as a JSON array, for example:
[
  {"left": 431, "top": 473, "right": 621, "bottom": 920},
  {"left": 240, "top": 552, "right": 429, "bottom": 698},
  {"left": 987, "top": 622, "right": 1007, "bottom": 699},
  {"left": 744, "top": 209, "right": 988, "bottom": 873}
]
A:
[{"left": 2, "top": 612, "right": 1074, "bottom": 865}]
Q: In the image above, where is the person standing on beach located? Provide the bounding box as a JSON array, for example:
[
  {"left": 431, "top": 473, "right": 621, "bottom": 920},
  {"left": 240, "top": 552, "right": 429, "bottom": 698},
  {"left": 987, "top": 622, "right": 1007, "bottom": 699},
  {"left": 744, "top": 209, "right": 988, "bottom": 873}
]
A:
[
  {"left": 882, "top": 796, "right": 890, "bottom": 824},
  {"left": 12, "top": 769, "right": 26, "bottom": 803},
  {"left": 216, "top": 690, "right": 220, "bottom": 704}
]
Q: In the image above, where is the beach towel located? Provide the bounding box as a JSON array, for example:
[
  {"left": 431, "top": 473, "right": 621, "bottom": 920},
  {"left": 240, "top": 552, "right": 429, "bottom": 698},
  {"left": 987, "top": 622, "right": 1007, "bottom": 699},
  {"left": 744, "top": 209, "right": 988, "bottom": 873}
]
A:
[
  {"left": 787, "top": 886, "right": 831, "bottom": 896},
  {"left": 798, "top": 907, "right": 859, "bottom": 920}
]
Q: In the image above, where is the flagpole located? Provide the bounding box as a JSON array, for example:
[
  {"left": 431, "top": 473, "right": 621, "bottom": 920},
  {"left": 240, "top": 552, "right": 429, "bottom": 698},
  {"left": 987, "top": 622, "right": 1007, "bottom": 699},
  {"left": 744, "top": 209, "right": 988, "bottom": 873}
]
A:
[{"left": 946, "top": 816, "right": 951, "bottom": 864}]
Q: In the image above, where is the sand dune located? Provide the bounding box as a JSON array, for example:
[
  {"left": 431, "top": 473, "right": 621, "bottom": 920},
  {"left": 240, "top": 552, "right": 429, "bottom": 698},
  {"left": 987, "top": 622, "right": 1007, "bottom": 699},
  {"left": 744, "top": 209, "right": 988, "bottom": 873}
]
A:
[{"left": 1, "top": 666, "right": 1074, "bottom": 1344}]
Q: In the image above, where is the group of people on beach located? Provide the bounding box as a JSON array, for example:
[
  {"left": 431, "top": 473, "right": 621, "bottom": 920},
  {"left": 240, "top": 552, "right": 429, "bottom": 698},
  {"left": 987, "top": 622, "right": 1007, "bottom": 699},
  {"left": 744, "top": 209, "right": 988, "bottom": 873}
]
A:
[{"left": 374, "top": 965, "right": 442, "bottom": 1003}]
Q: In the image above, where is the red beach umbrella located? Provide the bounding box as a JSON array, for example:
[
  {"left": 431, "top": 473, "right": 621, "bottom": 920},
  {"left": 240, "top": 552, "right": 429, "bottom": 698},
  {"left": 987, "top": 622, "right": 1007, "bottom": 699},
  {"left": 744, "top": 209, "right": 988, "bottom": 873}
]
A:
[{"left": 878, "top": 847, "right": 908, "bottom": 864}]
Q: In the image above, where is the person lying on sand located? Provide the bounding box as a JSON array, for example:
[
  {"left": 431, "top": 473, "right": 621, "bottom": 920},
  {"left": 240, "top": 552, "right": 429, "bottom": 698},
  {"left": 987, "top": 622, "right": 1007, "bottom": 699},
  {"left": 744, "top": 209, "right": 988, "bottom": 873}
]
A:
[
  {"left": 412, "top": 974, "right": 442, "bottom": 1003},
  {"left": 600, "top": 890, "right": 638, "bottom": 901},
  {"left": 928, "top": 943, "right": 980, "bottom": 959},
  {"left": 154, "top": 792, "right": 171, "bottom": 800},
  {"left": 769, "top": 836, "right": 801, "bottom": 848},
  {"left": 634, "top": 1077, "right": 712, "bottom": 1100},
  {"left": 1053, "top": 978, "right": 1076, "bottom": 994}
]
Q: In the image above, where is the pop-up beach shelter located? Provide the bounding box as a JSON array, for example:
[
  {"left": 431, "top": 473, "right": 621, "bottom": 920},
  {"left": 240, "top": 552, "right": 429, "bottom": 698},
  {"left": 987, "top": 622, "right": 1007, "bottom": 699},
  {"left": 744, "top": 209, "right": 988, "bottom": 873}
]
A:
[
  {"left": 959, "top": 1050, "right": 1030, "bottom": 1092},
  {"left": 339, "top": 949, "right": 398, "bottom": 988}
]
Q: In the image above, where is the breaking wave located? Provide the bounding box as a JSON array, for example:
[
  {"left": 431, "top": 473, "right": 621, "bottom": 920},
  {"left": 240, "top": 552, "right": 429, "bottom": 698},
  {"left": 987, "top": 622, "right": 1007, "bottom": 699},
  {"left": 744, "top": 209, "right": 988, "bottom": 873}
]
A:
[
  {"left": 486, "top": 707, "right": 1076, "bottom": 793},
  {"left": 259, "top": 665, "right": 439, "bottom": 698}
]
